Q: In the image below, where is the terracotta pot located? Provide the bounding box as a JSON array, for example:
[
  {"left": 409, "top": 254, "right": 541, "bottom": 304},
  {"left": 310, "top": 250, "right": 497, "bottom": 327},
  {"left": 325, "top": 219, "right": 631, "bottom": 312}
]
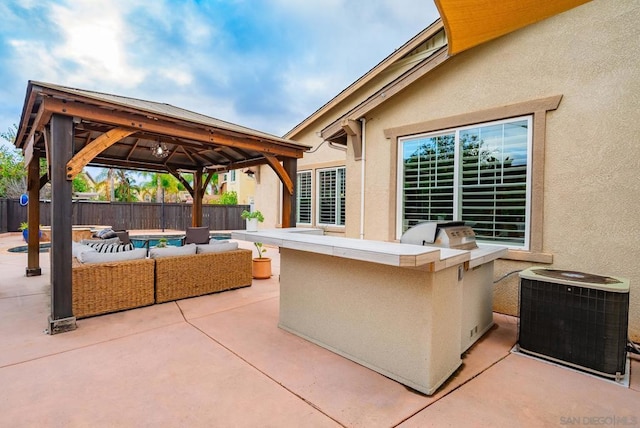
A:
[{"left": 252, "top": 257, "right": 271, "bottom": 279}]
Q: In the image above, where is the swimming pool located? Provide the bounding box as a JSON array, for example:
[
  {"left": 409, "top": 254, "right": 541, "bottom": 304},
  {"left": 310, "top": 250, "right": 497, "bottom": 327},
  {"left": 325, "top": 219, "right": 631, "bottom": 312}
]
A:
[
  {"left": 8, "top": 243, "right": 51, "bottom": 253},
  {"left": 130, "top": 233, "right": 231, "bottom": 248}
]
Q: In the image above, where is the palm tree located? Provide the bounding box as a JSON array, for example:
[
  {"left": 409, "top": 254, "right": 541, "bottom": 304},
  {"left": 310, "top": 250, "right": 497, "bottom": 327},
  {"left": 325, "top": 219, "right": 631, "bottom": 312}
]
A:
[
  {"left": 139, "top": 172, "right": 184, "bottom": 203},
  {"left": 95, "top": 168, "right": 139, "bottom": 202}
]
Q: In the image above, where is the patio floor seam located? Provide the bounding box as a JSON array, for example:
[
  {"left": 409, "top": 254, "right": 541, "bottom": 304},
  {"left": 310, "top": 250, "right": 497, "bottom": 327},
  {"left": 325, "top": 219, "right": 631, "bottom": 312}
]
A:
[
  {"left": 0, "top": 291, "right": 48, "bottom": 300},
  {"left": 391, "top": 351, "right": 513, "bottom": 427},
  {"left": 176, "top": 303, "right": 348, "bottom": 427},
  {"left": 176, "top": 295, "right": 279, "bottom": 322}
]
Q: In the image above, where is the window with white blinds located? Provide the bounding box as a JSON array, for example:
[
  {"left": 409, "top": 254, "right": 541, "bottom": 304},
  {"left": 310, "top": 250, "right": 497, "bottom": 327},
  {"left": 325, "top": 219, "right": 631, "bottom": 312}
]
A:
[
  {"left": 399, "top": 116, "right": 532, "bottom": 248},
  {"left": 296, "top": 171, "right": 312, "bottom": 224},
  {"left": 317, "top": 167, "right": 346, "bottom": 227}
]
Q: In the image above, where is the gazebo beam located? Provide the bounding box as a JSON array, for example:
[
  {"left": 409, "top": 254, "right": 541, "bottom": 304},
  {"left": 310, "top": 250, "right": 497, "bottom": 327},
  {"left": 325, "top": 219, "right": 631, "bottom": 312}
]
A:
[
  {"left": 66, "top": 127, "right": 136, "bottom": 179},
  {"left": 43, "top": 97, "right": 305, "bottom": 159}
]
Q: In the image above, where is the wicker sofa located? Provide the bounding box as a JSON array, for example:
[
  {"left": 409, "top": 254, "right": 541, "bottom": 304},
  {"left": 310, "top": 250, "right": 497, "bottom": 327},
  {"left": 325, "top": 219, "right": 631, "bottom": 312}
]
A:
[
  {"left": 71, "top": 244, "right": 252, "bottom": 318},
  {"left": 72, "top": 257, "right": 155, "bottom": 319},
  {"left": 155, "top": 249, "right": 252, "bottom": 303}
]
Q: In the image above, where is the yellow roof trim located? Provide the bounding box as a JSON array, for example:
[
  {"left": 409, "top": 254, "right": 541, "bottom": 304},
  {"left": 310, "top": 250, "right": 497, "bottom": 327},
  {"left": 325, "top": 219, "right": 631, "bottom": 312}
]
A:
[{"left": 434, "top": 0, "right": 592, "bottom": 55}]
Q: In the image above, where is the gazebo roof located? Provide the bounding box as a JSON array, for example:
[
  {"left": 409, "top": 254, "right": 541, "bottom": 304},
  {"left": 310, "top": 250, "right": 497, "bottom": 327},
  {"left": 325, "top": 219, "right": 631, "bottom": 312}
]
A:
[{"left": 15, "top": 81, "right": 309, "bottom": 176}]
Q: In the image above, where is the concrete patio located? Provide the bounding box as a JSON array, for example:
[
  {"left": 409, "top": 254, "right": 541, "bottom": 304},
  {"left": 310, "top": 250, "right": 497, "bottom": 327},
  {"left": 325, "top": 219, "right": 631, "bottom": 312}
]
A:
[{"left": 1, "top": 231, "right": 638, "bottom": 427}]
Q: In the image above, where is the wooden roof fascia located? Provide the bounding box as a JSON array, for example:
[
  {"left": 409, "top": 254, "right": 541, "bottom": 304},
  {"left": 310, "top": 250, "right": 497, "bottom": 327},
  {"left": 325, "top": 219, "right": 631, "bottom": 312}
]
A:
[
  {"left": 285, "top": 19, "right": 445, "bottom": 139},
  {"left": 66, "top": 127, "right": 137, "bottom": 179},
  {"left": 15, "top": 83, "right": 38, "bottom": 149},
  {"left": 22, "top": 101, "right": 51, "bottom": 154},
  {"left": 35, "top": 82, "right": 306, "bottom": 148},
  {"left": 321, "top": 46, "right": 449, "bottom": 139},
  {"left": 42, "top": 97, "right": 306, "bottom": 159}
]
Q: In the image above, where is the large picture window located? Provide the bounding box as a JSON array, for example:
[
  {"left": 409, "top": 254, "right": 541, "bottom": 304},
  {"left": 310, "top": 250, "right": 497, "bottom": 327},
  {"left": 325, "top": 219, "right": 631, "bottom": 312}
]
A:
[
  {"left": 398, "top": 116, "right": 532, "bottom": 248},
  {"left": 317, "top": 167, "right": 346, "bottom": 227},
  {"left": 296, "top": 171, "right": 312, "bottom": 224}
]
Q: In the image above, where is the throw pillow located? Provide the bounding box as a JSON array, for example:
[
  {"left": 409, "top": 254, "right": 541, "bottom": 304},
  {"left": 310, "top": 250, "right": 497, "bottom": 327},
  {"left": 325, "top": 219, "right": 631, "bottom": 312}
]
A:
[
  {"left": 80, "top": 237, "right": 121, "bottom": 246},
  {"left": 86, "top": 242, "right": 134, "bottom": 253}
]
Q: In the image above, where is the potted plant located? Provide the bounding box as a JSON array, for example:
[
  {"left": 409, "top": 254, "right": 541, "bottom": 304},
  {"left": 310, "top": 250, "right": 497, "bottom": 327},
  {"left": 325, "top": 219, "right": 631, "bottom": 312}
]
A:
[
  {"left": 241, "top": 209, "right": 264, "bottom": 232},
  {"left": 19, "top": 222, "right": 42, "bottom": 243},
  {"left": 251, "top": 242, "right": 271, "bottom": 279}
]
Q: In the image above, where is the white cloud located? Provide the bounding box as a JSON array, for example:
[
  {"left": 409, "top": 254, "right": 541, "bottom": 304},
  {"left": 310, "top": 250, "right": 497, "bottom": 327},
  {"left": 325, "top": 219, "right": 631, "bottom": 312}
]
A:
[{"left": 48, "top": 0, "right": 146, "bottom": 88}]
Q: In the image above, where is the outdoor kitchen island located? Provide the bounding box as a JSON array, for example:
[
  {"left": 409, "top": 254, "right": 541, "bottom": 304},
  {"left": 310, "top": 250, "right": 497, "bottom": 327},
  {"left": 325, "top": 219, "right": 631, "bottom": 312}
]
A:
[{"left": 232, "top": 229, "right": 505, "bottom": 395}]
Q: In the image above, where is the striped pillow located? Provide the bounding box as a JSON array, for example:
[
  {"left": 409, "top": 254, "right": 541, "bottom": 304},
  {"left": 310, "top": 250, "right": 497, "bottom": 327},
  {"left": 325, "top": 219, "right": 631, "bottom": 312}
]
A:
[{"left": 86, "top": 242, "right": 134, "bottom": 253}]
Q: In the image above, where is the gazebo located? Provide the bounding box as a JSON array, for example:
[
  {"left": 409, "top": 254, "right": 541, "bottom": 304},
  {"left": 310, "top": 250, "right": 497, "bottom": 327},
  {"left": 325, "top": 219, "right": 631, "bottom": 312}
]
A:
[{"left": 13, "top": 81, "right": 309, "bottom": 333}]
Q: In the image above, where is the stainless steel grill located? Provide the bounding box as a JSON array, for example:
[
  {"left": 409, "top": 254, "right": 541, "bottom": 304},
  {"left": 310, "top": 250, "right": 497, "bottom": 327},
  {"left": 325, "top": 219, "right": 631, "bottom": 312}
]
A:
[{"left": 400, "top": 221, "right": 478, "bottom": 250}]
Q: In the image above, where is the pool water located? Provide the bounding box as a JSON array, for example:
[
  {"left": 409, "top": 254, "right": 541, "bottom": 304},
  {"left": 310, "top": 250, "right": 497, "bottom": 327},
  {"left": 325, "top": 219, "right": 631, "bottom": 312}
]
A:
[
  {"left": 130, "top": 233, "right": 231, "bottom": 248},
  {"left": 8, "top": 243, "right": 51, "bottom": 253}
]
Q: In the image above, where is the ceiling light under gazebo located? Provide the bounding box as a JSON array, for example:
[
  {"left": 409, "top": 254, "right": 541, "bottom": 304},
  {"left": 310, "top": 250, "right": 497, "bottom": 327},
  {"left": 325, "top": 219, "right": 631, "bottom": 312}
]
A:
[{"left": 151, "top": 139, "right": 169, "bottom": 158}]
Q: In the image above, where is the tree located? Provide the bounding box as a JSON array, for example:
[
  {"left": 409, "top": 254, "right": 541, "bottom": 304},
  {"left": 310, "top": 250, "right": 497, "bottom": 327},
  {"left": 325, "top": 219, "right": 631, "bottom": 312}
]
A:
[
  {"left": 0, "top": 125, "right": 26, "bottom": 198},
  {"left": 216, "top": 190, "right": 238, "bottom": 205},
  {"left": 95, "top": 168, "right": 140, "bottom": 202},
  {"left": 139, "top": 172, "right": 184, "bottom": 202}
]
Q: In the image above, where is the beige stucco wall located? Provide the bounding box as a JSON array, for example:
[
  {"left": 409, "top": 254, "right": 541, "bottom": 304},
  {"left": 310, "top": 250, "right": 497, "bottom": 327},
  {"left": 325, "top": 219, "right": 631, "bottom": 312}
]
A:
[
  {"left": 369, "top": 1, "right": 640, "bottom": 339},
  {"left": 259, "top": 0, "right": 640, "bottom": 340}
]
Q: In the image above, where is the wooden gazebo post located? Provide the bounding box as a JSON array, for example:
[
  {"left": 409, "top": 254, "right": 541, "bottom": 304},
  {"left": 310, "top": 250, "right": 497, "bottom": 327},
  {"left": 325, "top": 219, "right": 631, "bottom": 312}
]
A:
[
  {"left": 48, "top": 114, "right": 76, "bottom": 334},
  {"left": 281, "top": 158, "right": 297, "bottom": 228},
  {"left": 25, "top": 147, "right": 41, "bottom": 277},
  {"left": 192, "top": 170, "right": 203, "bottom": 227}
]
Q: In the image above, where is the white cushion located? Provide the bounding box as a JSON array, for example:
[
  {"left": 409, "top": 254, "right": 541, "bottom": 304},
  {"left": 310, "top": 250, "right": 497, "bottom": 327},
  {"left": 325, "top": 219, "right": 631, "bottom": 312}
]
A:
[
  {"left": 208, "top": 239, "right": 230, "bottom": 245},
  {"left": 78, "top": 248, "right": 147, "bottom": 264},
  {"left": 196, "top": 242, "right": 238, "bottom": 254},
  {"left": 149, "top": 244, "right": 197, "bottom": 259},
  {"left": 72, "top": 242, "right": 97, "bottom": 258}
]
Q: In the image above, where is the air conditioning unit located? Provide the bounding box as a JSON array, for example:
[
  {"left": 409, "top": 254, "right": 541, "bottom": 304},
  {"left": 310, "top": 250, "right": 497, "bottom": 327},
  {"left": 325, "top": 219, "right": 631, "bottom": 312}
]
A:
[{"left": 518, "top": 267, "right": 629, "bottom": 380}]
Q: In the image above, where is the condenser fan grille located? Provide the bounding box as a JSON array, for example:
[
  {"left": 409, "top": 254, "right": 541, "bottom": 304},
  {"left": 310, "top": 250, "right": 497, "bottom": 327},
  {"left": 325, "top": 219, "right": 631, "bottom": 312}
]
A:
[{"left": 518, "top": 268, "right": 629, "bottom": 378}]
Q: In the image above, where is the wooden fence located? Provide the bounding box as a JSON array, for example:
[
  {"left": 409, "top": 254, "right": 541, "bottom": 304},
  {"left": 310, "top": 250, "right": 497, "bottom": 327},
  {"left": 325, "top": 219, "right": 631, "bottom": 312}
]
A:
[{"left": 0, "top": 199, "right": 249, "bottom": 233}]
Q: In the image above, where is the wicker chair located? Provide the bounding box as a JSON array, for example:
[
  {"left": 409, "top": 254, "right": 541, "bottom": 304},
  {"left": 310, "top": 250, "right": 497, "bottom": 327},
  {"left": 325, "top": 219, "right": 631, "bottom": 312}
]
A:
[
  {"left": 72, "top": 257, "right": 155, "bottom": 318},
  {"left": 154, "top": 249, "right": 252, "bottom": 303}
]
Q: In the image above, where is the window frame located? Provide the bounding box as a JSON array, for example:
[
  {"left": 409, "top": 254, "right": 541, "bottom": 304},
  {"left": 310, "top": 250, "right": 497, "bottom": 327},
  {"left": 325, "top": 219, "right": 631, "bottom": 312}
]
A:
[
  {"left": 384, "top": 95, "right": 562, "bottom": 263},
  {"left": 316, "top": 166, "right": 346, "bottom": 228},
  {"left": 296, "top": 170, "right": 312, "bottom": 225},
  {"left": 397, "top": 115, "right": 533, "bottom": 249}
]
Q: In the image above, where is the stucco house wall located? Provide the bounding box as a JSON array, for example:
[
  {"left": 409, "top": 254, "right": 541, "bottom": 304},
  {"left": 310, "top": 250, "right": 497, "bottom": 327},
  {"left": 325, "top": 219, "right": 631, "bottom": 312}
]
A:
[{"left": 257, "top": 0, "right": 640, "bottom": 340}]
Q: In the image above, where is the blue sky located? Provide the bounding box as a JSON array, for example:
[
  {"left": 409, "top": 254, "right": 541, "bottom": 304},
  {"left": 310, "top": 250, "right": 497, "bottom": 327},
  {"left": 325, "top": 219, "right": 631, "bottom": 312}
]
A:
[{"left": 0, "top": 0, "right": 439, "bottom": 153}]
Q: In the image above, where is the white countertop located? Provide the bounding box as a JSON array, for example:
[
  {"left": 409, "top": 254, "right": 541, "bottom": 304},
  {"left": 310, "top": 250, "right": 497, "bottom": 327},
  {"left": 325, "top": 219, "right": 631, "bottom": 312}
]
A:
[{"left": 232, "top": 229, "right": 506, "bottom": 271}]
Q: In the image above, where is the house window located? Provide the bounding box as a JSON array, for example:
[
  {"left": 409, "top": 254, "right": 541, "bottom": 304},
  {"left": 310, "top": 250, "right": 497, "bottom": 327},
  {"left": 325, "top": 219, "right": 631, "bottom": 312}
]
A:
[
  {"left": 398, "top": 116, "right": 532, "bottom": 248},
  {"left": 317, "top": 167, "right": 346, "bottom": 227},
  {"left": 296, "top": 171, "right": 312, "bottom": 224},
  {"left": 230, "top": 170, "right": 236, "bottom": 182}
]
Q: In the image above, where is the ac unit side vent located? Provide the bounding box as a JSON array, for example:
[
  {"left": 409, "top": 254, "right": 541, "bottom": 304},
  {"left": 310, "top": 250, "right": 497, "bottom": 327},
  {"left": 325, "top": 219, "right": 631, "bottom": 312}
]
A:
[{"left": 518, "top": 270, "right": 629, "bottom": 378}]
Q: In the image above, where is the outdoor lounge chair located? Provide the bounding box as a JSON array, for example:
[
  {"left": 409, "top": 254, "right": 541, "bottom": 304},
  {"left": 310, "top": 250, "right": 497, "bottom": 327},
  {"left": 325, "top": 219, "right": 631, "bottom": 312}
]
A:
[
  {"left": 114, "top": 230, "right": 130, "bottom": 244},
  {"left": 182, "top": 226, "right": 210, "bottom": 245}
]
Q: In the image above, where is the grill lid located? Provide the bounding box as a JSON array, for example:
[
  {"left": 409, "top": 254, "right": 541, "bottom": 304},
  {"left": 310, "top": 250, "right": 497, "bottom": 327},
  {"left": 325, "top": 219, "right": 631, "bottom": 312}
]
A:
[{"left": 401, "top": 221, "right": 478, "bottom": 250}]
